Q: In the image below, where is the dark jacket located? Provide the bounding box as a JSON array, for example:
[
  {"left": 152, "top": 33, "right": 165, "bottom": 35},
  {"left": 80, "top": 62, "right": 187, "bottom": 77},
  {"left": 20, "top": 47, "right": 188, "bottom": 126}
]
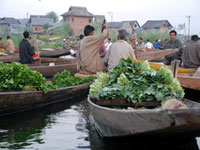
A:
[{"left": 19, "top": 39, "right": 35, "bottom": 64}]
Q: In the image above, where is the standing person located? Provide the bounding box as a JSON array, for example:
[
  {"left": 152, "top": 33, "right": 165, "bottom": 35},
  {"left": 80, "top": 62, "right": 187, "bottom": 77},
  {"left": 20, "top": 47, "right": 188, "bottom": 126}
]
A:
[
  {"left": 4, "top": 35, "right": 15, "bottom": 53},
  {"left": 77, "top": 23, "right": 109, "bottom": 74},
  {"left": 105, "top": 38, "right": 112, "bottom": 51},
  {"left": 182, "top": 35, "right": 200, "bottom": 68},
  {"left": 145, "top": 39, "right": 153, "bottom": 49},
  {"left": 129, "top": 28, "right": 137, "bottom": 57},
  {"left": 104, "top": 29, "right": 136, "bottom": 71},
  {"left": 137, "top": 37, "right": 146, "bottom": 53},
  {"left": 0, "top": 37, "right": 4, "bottom": 49},
  {"left": 76, "top": 34, "right": 84, "bottom": 71},
  {"left": 164, "top": 30, "right": 183, "bottom": 65},
  {"left": 154, "top": 39, "right": 162, "bottom": 49},
  {"left": 19, "top": 31, "right": 37, "bottom": 64}
]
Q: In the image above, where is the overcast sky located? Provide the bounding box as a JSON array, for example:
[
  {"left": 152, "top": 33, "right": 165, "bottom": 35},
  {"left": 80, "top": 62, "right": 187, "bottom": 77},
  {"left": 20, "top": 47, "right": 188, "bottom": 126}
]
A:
[{"left": 0, "top": 0, "right": 199, "bottom": 35}]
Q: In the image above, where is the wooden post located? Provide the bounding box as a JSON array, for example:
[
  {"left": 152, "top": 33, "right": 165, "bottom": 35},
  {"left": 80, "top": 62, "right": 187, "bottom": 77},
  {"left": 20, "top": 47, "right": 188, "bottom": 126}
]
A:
[{"left": 171, "top": 60, "right": 180, "bottom": 78}]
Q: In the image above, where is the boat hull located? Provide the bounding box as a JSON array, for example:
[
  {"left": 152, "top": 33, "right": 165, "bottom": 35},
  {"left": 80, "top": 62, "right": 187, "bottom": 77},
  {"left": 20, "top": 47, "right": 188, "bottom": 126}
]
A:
[
  {"left": 0, "top": 83, "right": 91, "bottom": 116},
  {"left": 88, "top": 97, "right": 200, "bottom": 137}
]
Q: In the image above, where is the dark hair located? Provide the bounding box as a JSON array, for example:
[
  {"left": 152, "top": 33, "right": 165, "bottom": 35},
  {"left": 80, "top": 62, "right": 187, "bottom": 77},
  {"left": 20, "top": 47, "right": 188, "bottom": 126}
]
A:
[
  {"left": 0, "top": 37, "right": 2, "bottom": 40},
  {"left": 118, "top": 29, "right": 126, "bottom": 40},
  {"left": 7, "top": 35, "right": 10, "bottom": 39},
  {"left": 191, "top": 35, "right": 199, "bottom": 41},
  {"left": 79, "top": 34, "right": 84, "bottom": 40},
  {"left": 139, "top": 37, "right": 143, "bottom": 40},
  {"left": 29, "top": 37, "right": 32, "bottom": 40},
  {"left": 170, "top": 30, "right": 177, "bottom": 36},
  {"left": 147, "top": 39, "right": 150, "bottom": 42},
  {"left": 23, "top": 31, "right": 29, "bottom": 38},
  {"left": 84, "top": 25, "right": 94, "bottom": 36},
  {"left": 108, "top": 38, "right": 111, "bottom": 41}
]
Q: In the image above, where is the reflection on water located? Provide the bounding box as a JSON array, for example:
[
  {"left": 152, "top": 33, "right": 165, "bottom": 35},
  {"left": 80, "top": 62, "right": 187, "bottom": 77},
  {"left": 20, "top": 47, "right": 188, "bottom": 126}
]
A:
[{"left": 0, "top": 98, "right": 200, "bottom": 150}]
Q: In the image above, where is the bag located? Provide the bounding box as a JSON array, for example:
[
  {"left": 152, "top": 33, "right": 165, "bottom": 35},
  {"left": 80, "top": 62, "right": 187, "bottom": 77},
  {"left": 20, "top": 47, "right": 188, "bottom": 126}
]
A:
[{"left": 32, "top": 54, "right": 40, "bottom": 61}]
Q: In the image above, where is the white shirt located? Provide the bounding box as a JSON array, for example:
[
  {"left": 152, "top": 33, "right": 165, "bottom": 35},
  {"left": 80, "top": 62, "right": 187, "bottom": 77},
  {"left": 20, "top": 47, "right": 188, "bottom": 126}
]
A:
[
  {"left": 145, "top": 42, "right": 153, "bottom": 49},
  {"left": 105, "top": 42, "right": 112, "bottom": 51}
]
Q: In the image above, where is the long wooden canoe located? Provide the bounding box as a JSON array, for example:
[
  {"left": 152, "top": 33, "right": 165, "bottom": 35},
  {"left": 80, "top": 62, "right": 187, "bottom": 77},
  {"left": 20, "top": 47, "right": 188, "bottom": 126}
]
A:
[
  {"left": 39, "top": 49, "right": 70, "bottom": 58},
  {"left": 0, "top": 83, "right": 91, "bottom": 116},
  {"left": 88, "top": 97, "right": 200, "bottom": 137},
  {"left": 137, "top": 49, "right": 178, "bottom": 61},
  {"left": 177, "top": 75, "right": 200, "bottom": 90},
  {"left": 30, "top": 63, "right": 77, "bottom": 78}
]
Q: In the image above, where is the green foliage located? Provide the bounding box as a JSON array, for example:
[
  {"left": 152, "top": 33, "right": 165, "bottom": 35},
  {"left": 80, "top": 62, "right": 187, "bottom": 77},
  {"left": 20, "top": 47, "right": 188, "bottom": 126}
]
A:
[
  {"left": 46, "top": 11, "right": 58, "bottom": 22},
  {"left": 0, "top": 62, "right": 48, "bottom": 93},
  {"left": 89, "top": 58, "right": 184, "bottom": 104},
  {"left": 43, "top": 23, "right": 50, "bottom": 32},
  {"left": 52, "top": 23, "right": 72, "bottom": 36},
  {"left": 52, "top": 70, "right": 94, "bottom": 88},
  {"left": 136, "top": 29, "right": 169, "bottom": 43},
  {"left": 89, "top": 72, "right": 109, "bottom": 97},
  {"left": 110, "top": 31, "right": 118, "bottom": 42}
]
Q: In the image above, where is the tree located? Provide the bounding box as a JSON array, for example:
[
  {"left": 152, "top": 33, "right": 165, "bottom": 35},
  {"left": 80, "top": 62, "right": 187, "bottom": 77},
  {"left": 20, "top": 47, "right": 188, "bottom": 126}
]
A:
[
  {"left": 52, "top": 23, "right": 72, "bottom": 36},
  {"left": 43, "top": 23, "right": 50, "bottom": 33},
  {"left": 46, "top": 11, "right": 58, "bottom": 22}
]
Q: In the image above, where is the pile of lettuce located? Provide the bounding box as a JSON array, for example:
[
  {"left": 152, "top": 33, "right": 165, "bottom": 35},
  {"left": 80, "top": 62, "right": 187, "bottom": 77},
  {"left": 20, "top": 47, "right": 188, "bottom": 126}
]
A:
[
  {"left": 89, "top": 58, "right": 184, "bottom": 104},
  {"left": 0, "top": 62, "right": 94, "bottom": 93}
]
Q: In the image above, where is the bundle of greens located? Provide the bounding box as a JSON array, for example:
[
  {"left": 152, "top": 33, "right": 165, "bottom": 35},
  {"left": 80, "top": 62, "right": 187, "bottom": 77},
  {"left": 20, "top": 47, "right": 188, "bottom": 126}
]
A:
[
  {"left": 0, "top": 63, "right": 94, "bottom": 93},
  {"left": 0, "top": 62, "right": 48, "bottom": 92},
  {"left": 52, "top": 70, "right": 94, "bottom": 88},
  {"left": 89, "top": 58, "right": 184, "bottom": 104}
]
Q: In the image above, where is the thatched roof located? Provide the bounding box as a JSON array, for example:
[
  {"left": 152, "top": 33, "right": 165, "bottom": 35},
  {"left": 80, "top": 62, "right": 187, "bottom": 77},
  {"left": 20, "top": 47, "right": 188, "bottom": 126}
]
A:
[
  {"left": 142, "top": 20, "right": 173, "bottom": 29},
  {"left": 61, "top": 6, "right": 93, "bottom": 18}
]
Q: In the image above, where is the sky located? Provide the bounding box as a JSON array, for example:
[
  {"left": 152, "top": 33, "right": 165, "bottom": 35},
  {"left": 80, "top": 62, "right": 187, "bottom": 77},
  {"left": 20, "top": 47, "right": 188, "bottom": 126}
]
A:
[{"left": 0, "top": 0, "right": 200, "bottom": 35}]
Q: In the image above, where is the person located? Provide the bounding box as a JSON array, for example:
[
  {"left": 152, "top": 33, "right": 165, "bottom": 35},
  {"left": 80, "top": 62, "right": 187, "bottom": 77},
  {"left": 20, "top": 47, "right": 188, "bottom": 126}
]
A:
[
  {"left": 99, "top": 44, "right": 107, "bottom": 58},
  {"left": 77, "top": 24, "right": 109, "bottom": 74},
  {"left": 129, "top": 28, "right": 137, "bottom": 50},
  {"left": 145, "top": 39, "right": 153, "bottom": 49},
  {"left": 65, "top": 37, "right": 73, "bottom": 50},
  {"left": 164, "top": 30, "right": 183, "bottom": 65},
  {"left": 0, "top": 37, "right": 4, "bottom": 49},
  {"left": 137, "top": 37, "right": 146, "bottom": 53},
  {"left": 105, "top": 38, "right": 112, "bottom": 51},
  {"left": 154, "top": 39, "right": 162, "bottom": 49},
  {"left": 104, "top": 29, "right": 136, "bottom": 71},
  {"left": 29, "top": 37, "right": 35, "bottom": 51},
  {"left": 4, "top": 35, "right": 15, "bottom": 53},
  {"left": 19, "top": 31, "right": 36, "bottom": 64},
  {"left": 182, "top": 35, "right": 200, "bottom": 68},
  {"left": 162, "top": 39, "right": 168, "bottom": 48}
]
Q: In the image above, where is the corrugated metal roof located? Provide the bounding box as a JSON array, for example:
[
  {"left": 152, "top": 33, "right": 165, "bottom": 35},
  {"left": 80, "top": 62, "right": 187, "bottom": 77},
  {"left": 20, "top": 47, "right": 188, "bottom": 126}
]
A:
[
  {"left": 107, "top": 22, "right": 123, "bottom": 28},
  {"left": 0, "top": 17, "right": 20, "bottom": 25},
  {"left": 61, "top": 6, "right": 93, "bottom": 17}
]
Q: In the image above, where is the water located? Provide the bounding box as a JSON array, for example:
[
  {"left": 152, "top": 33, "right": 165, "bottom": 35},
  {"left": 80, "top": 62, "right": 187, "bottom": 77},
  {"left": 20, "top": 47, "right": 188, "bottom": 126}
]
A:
[{"left": 0, "top": 97, "right": 200, "bottom": 150}]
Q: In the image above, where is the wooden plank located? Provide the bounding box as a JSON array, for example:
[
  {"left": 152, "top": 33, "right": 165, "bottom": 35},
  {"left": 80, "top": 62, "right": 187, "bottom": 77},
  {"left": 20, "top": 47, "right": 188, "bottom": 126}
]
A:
[
  {"left": 92, "top": 98, "right": 161, "bottom": 107},
  {"left": 177, "top": 76, "right": 200, "bottom": 90},
  {"left": 137, "top": 49, "right": 178, "bottom": 61},
  {"left": 39, "top": 49, "right": 70, "bottom": 58}
]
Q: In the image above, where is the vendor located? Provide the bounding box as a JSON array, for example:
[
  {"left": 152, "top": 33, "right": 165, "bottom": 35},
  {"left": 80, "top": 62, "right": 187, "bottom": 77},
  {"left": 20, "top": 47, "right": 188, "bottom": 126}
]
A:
[
  {"left": 4, "top": 35, "right": 15, "bottom": 53},
  {"left": 77, "top": 23, "right": 109, "bottom": 74},
  {"left": 19, "top": 31, "right": 37, "bottom": 64}
]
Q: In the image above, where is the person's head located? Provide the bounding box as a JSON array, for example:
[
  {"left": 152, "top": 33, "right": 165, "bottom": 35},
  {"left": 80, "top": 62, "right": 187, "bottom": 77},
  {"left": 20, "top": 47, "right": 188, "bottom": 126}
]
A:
[
  {"left": 169, "top": 30, "right": 177, "bottom": 41},
  {"left": 191, "top": 35, "right": 199, "bottom": 41},
  {"left": 0, "top": 37, "right": 2, "bottom": 41},
  {"left": 118, "top": 29, "right": 127, "bottom": 40},
  {"left": 139, "top": 37, "right": 143, "bottom": 43},
  {"left": 165, "top": 39, "right": 168, "bottom": 42},
  {"left": 107, "top": 38, "right": 111, "bottom": 43},
  {"left": 147, "top": 39, "right": 150, "bottom": 42},
  {"left": 155, "top": 39, "right": 158, "bottom": 42},
  {"left": 7, "top": 35, "right": 10, "bottom": 39},
  {"left": 158, "top": 39, "right": 161, "bottom": 43},
  {"left": 23, "top": 31, "right": 29, "bottom": 39},
  {"left": 29, "top": 37, "right": 32, "bottom": 40},
  {"left": 79, "top": 34, "right": 84, "bottom": 40},
  {"left": 84, "top": 25, "right": 95, "bottom": 36}
]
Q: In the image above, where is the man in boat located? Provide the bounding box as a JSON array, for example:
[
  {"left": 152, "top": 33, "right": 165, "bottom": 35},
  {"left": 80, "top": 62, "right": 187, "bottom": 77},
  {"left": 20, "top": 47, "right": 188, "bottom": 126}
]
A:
[
  {"left": 77, "top": 24, "right": 109, "bottom": 74},
  {"left": 104, "top": 29, "right": 136, "bottom": 71},
  {"left": 105, "top": 38, "right": 112, "bottom": 51},
  {"left": 182, "top": 35, "right": 200, "bottom": 68},
  {"left": 19, "top": 31, "right": 37, "bottom": 64},
  {"left": 4, "top": 35, "right": 16, "bottom": 53},
  {"left": 163, "top": 30, "right": 183, "bottom": 65},
  {"left": 137, "top": 37, "right": 146, "bottom": 53},
  {"left": 145, "top": 39, "right": 153, "bottom": 49}
]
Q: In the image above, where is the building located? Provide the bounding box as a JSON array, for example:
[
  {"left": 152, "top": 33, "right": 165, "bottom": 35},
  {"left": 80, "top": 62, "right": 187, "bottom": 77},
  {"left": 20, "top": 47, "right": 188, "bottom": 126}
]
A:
[
  {"left": 61, "top": 6, "right": 94, "bottom": 34},
  {"left": 107, "top": 22, "right": 132, "bottom": 34},
  {"left": 122, "top": 20, "right": 141, "bottom": 30},
  {"left": 28, "top": 15, "right": 54, "bottom": 34},
  {"left": 142, "top": 20, "right": 173, "bottom": 33},
  {"left": 0, "top": 17, "right": 20, "bottom": 27}
]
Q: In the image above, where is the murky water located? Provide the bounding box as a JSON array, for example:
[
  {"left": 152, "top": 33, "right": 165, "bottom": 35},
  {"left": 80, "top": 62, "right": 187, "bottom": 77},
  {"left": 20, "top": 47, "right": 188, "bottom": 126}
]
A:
[{"left": 0, "top": 97, "right": 200, "bottom": 150}]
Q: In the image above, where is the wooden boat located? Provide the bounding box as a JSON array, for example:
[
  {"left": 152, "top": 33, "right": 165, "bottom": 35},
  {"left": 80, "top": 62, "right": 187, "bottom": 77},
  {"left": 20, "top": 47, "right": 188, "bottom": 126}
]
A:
[
  {"left": 177, "top": 75, "right": 200, "bottom": 90},
  {"left": 88, "top": 97, "right": 200, "bottom": 137},
  {"left": 0, "top": 82, "right": 91, "bottom": 116},
  {"left": 39, "top": 49, "right": 70, "bottom": 58},
  {"left": 30, "top": 63, "right": 77, "bottom": 78},
  {"left": 137, "top": 49, "right": 178, "bottom": 61}
]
